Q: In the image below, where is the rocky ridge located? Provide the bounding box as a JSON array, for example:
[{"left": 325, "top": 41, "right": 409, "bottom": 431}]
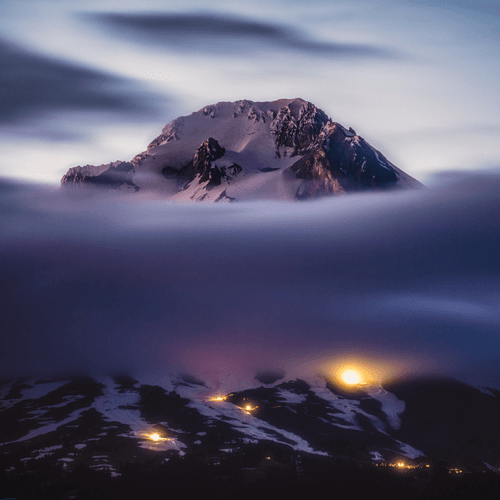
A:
[{"left": 61, "top": 98, "right": 421, "bottom": 201}]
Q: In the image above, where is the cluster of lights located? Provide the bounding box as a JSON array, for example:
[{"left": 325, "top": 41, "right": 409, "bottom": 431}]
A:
[
  {"left": 394, "top": 462, "right": 414, "bottom": 469},
  {"left": 208, "top": 395, "right": 227, "bottom": 402},
  {"left": 207, "top": 394, "right": 257, "bottom": 412},
  {"left": 375, "top": 462, "right": 431, "bottom": 469},
  {"left": 386, "top": 465, "right": 473, "bottom": 474}
]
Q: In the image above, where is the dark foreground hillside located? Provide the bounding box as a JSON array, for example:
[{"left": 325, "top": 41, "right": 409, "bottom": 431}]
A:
[{"left": 2, "top": 444, "right": 500, "bottom": 500}]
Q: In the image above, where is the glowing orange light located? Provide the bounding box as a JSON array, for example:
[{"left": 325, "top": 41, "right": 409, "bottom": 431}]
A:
[
  {"left": 208, "top": 395, "right": 227, "bottom": 402},
  {"left": 240, "top": 404, "right": 257, "bottom": 412},
  {"left": 318, "top": 354, "right": 414, "bottom": 389},
  {"left": 342, "top": 370, "right": 362, "bottom": 385},
  {"left": 150, "top": 433, "right": 161, "bottom": 441}
]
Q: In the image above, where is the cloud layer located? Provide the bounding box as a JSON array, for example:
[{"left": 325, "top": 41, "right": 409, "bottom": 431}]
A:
[{"left": 1, "top": 171, "right": 499, "bottom": 387}]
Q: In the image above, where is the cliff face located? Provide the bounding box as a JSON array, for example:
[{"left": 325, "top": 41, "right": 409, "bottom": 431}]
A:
[
  {"left": 270, "top": 99, "right": 329, "bottom": 154},
  {"left": 61, "top": 98, "right": 421, "bottom": 201},
  {"left": 61, "top": 160, "right": 138, "bottom": 191},
  {"left": 290, "top": 121, "right": 399, "bottom": 198}
]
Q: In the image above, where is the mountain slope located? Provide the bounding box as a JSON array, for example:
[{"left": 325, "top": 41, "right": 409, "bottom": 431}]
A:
[
  {"left": 2, "top": 373, "right": 499, "bottom": 477},
  {"left": 61, "top": 98, "right": 421, "bottom": 201}
]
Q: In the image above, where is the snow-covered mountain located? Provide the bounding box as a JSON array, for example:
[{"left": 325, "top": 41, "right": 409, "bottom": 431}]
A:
[
  {"left": 2, "top": 372, "right": 500, "bottom": 477},
  {"left": 61, "top": 99, "right": 421, "bottom": 201}
]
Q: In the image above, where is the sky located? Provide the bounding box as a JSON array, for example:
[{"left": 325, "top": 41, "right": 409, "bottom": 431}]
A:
[
  {"left": 1, "top": 0, "right": 500, "bottom": 388},
  {"left": 1, "top": 0, "right": 499, "bottom": 183}
]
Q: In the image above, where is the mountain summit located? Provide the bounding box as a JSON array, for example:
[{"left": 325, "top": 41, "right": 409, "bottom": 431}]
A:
[{"left": 61, "top": 98, "right": 421, "bottom": 201}]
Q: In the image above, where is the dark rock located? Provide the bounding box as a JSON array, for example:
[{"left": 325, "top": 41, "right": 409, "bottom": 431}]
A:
[
  {"left": 290, "top": 121, "right": 399, "bottom": 199},
  {"left": 270, "top": 99, "right": 328, "bottom": 155},
  {"left": 161, "top": 166, "right": 181, "bottom": 179},
  {"left": 61, "top": 161, "right": 139, "bottom": 191}
]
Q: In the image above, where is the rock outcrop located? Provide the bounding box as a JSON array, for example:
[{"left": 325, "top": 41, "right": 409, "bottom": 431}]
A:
[{"left": 61, "top": 160, "right": 138, "bottom": 191}]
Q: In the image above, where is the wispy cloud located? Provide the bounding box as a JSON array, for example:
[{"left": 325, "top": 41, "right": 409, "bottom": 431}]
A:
[
  {"left": 82, "top": 12, "right": 399, "bottom": 59},
  {"left": 0, "top": 38, "right": 168, "bottom": 140}
]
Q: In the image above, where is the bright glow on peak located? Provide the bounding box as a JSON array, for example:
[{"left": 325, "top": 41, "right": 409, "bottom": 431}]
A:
[
  {"left": 342, "top": 370, "right": 362, "bottom": 385},
  {"left": 150, "top": 433, "right": 161, "bottom": 441},
  {"left": 317, "top": 354, "right": 414, "bottom": 388}
]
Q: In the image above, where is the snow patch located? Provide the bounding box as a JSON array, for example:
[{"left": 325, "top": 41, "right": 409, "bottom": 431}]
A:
[
  {"left": 242, "top": 438, "right": 259, "bottom": 444},
  {"left": 37, "top": 445, "right": 63, "bottom": 453},
  {"left": 0, "top": 407, "right": 87, "bottom": 444},
  {"left": 93, "top": 377, "right": 186, "bottom": 453},
  {"left": 314, "top": 386, "right": 388, "bottom": 433},
  {"left": 484, "top": 462, "right": 500, "bottom": 472},
  {"left": 189, "top": 399, "right": 325, "bottom": 455},
  {"left": 395, "top": 441, "right": 424, "bottom": 459},
  {"left": 370, "top": 451, "right": 384, "bottom": 461},
  {"left": 0, "top": 380, "right": 67, "bottom": 411},
  {"left": 366, "top": 386, "right": 405, "bottom": 430},
  {"left": 477, "top": 387, "right": 496, "bottom": 397},
  {"left": 372, "top": 148, "right": 391, "bottom": 170},
  {"left": 34, "top": 445, "right": 63, "bottom": 458},
  {"left": 276, "top": 389, "right": 307, "bottom": 404}
]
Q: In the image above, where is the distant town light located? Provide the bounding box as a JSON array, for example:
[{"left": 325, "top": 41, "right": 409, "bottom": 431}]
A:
[
  {"left": 240, "top": 403, "right": 258, "bottom": 412},
  {"left": 208, "top": 395, "right": 227, "bottom": 402}
]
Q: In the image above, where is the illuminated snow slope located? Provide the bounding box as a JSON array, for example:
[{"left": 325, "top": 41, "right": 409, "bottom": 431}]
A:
[
  {"left": 92, "top": 377, "right": 185, "bottom": 453},
  {"left": 61, "top": 98, "right": 421, "bottom": 201},
  {"left": 1, "top": 373, "right": 499, "bottom": 468}
]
